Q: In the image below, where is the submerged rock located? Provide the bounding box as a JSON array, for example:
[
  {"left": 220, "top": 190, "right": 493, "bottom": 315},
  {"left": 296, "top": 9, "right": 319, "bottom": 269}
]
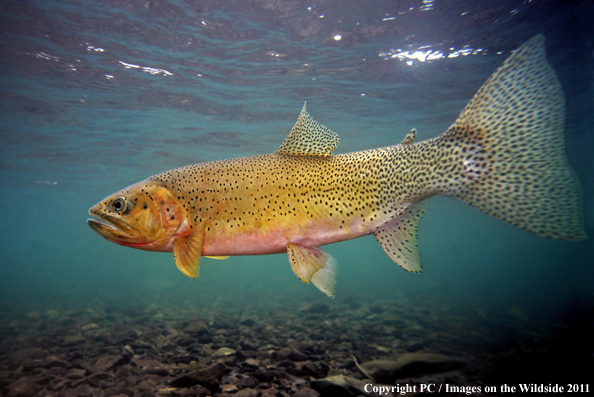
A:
[
  {"left": 94, "top": 354, "right": 121, "bottom": 372},
  {"left": 63, "top": 335, "right": 87, "bottom": 346},
  {"left": 184, "top": 319, "right": 209, "bottom": 336},
  {"left": 214, "top": 347, "right": 236, "bottom": 358},
  {"left": 306, "top": 303, "right": 330, "bottom": 314},
  {"left": 293, "top": 388, "right": 320, "bottom": 397},
  {"left": 295, "top": 361, "right": 328, "bottom": 379},
  {"left": 405, "top": 342, "right": 424, "bottom": 353},
  {"left": 41, "top": 356, "right": 69, "bottom": 368},
  {"left": 311, "top": 374, "right": 391, "bottom": 397},
  {"left": 221, "top": 384, "right": 239, "bottom": 393},
  {"left": 94, "top": 345, "right": 133, "bottom": 372},
  {"left": 234, "top": 388, "right": 257, "bottom": 397},
  {"left": 9, "top": 347, "right": 46, "bottom": 365},
  {"left": 81, "top": 323, "right": 99, "bottom": 331},
  {"left": 360, "top": 353, "right": 466, "bottom": 379},
  {"left": 6, "top": 377, "right": 39, "bottom": 397},
  {"left": 288, "top": 349, "right": 310, "bottom": 362},
  {"left": 169, "top": 361, "right": 226, "bottom": 391},
  {"left": 240, "top": 318, "right": 256, "bottom": 327}
]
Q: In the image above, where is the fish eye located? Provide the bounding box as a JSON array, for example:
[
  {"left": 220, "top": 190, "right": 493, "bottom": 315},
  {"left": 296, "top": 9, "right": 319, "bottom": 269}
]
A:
[{"left": 112, "top": 197, "right": 127, "bottom": 213}]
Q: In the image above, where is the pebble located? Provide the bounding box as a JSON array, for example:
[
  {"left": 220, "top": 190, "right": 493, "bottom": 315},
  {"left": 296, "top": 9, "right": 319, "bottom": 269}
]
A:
[
  {"left": 183, "top": 319, "right": 209, "bottom": 335},
  {"left": 221, "top": 384, "right": 239, "bottom": 393},
  {"left": 95, "top": 354, "right": 128, "bottom": 372},
  {"left": 240, "top": 319, "right": 256, "bottom": 327},
  {"left": 406, "top": 342, "right": 424, "bottom": 352},
  {"left": 6, "top": 377, "right": 39, "bottom": 397},
  {"left": 241, "top": 358, "right": 260, "bottom": 371},
  {"left": 306, "top": 303, "right": 330, "bottom": 314},
  {"left": 41, "top": 357, "right": 69, "bottom": 368},
  {"left": 63, "top": 335, "right": 87, "bottom": 345},
  {"left": 293, "top": 388, "right": 320, "bottom": 397},
  {"left": 170, "top": 361, "right": 226, "bottom": 390},
  {"left": 234, "top": 387, "right": 256, "bottom": 397},
  {"left": 360, "top": 353, "right": 467, "bottom": 379},
  {"left": 0, "top": 297, "right": 559, "bottom": 396},
  {"left": 310, "top": 374, "right": 375, "bottom": 397},
  {"left": 81, "top": 323, "right": 100, "bottom": 331},
  {"left": 214, "top": 347, "right": 236, "bottom": 357},
  {"left": 288, "top": 349, "right": 310, "bottom": 362}
]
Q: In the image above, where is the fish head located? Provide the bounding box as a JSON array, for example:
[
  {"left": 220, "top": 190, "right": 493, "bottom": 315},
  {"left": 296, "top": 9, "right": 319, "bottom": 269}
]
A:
[{"left": 87, "top": 180, "right": 185, "bottom": 251}]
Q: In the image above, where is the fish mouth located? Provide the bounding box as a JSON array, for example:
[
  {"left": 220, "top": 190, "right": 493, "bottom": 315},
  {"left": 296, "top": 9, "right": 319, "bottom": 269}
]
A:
[{"left": 87, "top": 211, "right": 139, "bottom": 242}]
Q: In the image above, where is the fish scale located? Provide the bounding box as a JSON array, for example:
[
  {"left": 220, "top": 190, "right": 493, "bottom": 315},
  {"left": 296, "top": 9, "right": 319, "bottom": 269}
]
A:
[
  {"left": 151, "top": 148, "right": 417, "bottom": 254},
  {"left": 88, "top": 35, "right": 587, "bottom": 298}
]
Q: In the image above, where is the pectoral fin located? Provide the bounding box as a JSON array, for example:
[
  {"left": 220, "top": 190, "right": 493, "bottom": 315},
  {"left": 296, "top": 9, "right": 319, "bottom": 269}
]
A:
[
  {"left": 205, "top": 256, "right": 229, "bottom": 260},
  {"left": 373, "top": 203, "right": 427, "bottom": 273},
  {"left": 287, "top": 243, "right": 338, "bottom": 298},
  {"left": 173, "top": 232, "right": 204, "bottom": 278}
]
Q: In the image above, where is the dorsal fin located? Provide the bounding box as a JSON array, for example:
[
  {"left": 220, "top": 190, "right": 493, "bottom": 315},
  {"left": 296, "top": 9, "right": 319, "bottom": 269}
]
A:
[
  {"left": 277, "top": 103, "right": 340, "bottom": 156},
  {"left": 400, "top": 129, "right": 417, "bottom": 145}
]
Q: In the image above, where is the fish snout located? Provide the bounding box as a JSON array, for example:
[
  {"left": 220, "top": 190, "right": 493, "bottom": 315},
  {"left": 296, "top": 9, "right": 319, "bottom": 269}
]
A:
[{"left": 88, "top": 201, "right": 105, "bottom": 217}]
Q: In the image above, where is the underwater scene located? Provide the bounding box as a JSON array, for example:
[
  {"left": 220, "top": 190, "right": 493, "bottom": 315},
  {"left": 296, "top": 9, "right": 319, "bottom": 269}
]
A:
[{"left": 1, "top": 0, "right": 593, "bottom": 396}]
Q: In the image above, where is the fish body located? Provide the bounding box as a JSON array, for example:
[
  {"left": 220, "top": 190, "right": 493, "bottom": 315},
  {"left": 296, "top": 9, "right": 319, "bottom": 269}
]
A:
[
  {"left": 149, "top": 144, "right": 432, "bottom": 257},
  {"left": 88, "top": 36, "right": 587, "bottom": 297}
]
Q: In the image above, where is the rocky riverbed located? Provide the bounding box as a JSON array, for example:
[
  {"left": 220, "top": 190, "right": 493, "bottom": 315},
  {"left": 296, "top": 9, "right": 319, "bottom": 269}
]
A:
[{"left": 0, "top": 295, "right": 590, "bottom": 397}]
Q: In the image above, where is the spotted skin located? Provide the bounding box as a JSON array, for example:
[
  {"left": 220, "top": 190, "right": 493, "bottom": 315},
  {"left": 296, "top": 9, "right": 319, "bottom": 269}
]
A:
[
  {"left": 278, "top": 103, "right": 340, "bottom": 156},
  {"left": 149, "top": 144, "right": 437, "bottom": 257},
  {"left": 88, "top": 35, "right": 587, "bottom": 296},
  {"left": 433, "top": 35, "right": 586, "bottom": 240}
]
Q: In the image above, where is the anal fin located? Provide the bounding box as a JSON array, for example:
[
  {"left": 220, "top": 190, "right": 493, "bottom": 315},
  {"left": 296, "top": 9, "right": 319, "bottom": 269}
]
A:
[
  {"left": 287, "top": 243, "right": 338, "bottom": 298},
  {"left": 173, "top": 232, "right": 204, "bottom": 278},
  {"left": 373, "top": 203, "right": 427, "bottom": 273}
]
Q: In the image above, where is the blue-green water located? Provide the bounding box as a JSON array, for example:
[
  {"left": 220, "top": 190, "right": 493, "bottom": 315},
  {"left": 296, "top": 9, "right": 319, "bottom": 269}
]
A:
[{"left": 1, "top": 0, "right": 593, "bottom": 387}]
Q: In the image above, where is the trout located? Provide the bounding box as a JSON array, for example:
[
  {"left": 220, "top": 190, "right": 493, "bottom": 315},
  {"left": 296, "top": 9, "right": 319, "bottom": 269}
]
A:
[{"left": 88, "top": 36, "right": 587, "bottom": 297}]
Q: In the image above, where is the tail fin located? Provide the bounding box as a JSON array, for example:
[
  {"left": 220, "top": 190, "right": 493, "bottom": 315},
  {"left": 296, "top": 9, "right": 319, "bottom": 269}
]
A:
[{"left": 435, "top": 35, "right": 587, "bottom": 240}]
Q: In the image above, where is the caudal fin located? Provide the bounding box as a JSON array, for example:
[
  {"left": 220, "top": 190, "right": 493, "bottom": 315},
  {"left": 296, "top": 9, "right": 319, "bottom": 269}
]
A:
[{"left": 436, "top": 35, "right": 587, "bottom": 240}]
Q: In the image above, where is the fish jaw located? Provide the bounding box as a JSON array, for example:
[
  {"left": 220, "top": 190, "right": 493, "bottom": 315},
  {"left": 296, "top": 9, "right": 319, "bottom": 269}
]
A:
[
  {"left": 87, "top": 203, "right": 153, "bottom": 247},
  {"left": 87, "top": 214, "right": 139, "bottom": 242}
]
